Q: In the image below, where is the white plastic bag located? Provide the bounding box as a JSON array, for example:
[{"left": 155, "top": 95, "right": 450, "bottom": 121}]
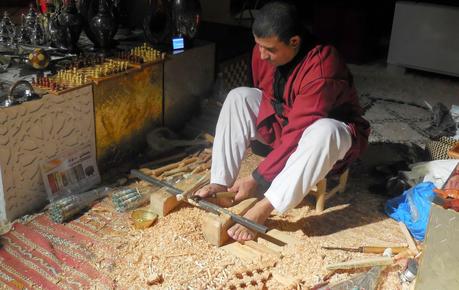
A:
[{"left": 401, "top": 159, "right": 459, "bottom": 188}]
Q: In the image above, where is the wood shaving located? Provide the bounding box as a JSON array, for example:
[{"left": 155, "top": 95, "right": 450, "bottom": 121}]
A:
[{"left": 82, "top": 150, "right": 408, "bottom": 289}]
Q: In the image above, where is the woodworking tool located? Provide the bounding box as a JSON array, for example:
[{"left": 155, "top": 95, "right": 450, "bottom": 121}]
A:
[
  {"left": 322, "top": 246, "right": 408, "bottom": 254},
  {"left": 400, "top": 258, "right": 418, "bottom": 283},
  {"left": 130, "top": 169, "right": 269, "bottom": 234},
  {"left": 326, "top": 256, "right": 394, "bottom": 271},
  {"left": 131, "top": 169, "right": 181, "bottom": 194},
  {"left": 190, "top": 196, "right": 268, "bottom": 234},
  {"left": 48, "top": 186, "right": 111, "bottom": 223}
]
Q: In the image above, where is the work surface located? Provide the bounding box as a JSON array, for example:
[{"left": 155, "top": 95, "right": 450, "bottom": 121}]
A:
[
  {"left": 2, "top": 52, "right": 457, "bottom": 289},
  {"left": 0, "top": 150, "right": 408, "bottom": 289},
  {"left": 101, "top": 157, "right": 406, "bottom": 289},
  {"left": 92, "top": 153, "right": 406, "bottom": 288}
]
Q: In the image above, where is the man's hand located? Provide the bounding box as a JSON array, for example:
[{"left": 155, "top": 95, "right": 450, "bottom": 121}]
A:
[
  {"left": 194, "top": 183, "right": 227, "bottom": 198},
  {"left": 228, "top": 175, "right": 259, "bottom": 202}
]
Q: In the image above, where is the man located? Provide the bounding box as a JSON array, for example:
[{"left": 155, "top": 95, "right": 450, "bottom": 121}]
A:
[{"left": 196, "top": 1, "right": 370, "bottom": 241}]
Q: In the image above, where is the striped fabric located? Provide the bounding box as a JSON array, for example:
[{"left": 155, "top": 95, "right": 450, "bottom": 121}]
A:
[{"left": 0, "top": 214, "right": 114, "bottom": 289}]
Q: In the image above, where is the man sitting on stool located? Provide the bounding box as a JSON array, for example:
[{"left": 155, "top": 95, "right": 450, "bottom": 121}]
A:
[{"left": 196, "top": 1, "right": 370, "bottom": 241}]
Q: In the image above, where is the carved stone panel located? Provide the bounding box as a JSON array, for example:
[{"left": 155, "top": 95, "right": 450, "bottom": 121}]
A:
[{"left": 0, "top": 85, "right": 95, "bottom": 221}]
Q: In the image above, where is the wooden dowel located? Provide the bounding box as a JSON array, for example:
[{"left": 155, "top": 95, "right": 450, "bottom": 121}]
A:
[
  {"left": 326, "top": 256, "right": 394, "bottom": 271},
  {"left": 398, "top": 222, "right": 419, "bottom": 255}
]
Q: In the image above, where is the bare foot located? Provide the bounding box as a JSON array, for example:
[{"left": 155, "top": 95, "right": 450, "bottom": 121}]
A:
[
  {"left": 227, "top": 198, "right": 274, "bottom": 241},
  {"left": 194, "top": 183, "right": 227, "bottom": 198}
]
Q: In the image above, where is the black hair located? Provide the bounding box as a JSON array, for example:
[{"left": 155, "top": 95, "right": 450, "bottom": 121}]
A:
[{"left": 252, "top": 1, "right": 303, "bottom": 44}]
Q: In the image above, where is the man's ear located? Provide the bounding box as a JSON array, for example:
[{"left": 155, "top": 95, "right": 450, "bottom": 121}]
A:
[{"left": 289, "top": 36, "right": 300, "bottom": 48}]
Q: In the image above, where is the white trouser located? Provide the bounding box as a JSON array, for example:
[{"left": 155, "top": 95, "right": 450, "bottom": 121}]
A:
[{"left": 211, "top": 87, "right": 352, "bottom": 213}]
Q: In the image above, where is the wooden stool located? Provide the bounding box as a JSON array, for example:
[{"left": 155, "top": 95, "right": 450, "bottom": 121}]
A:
[{"left": 310, "top": 169, "right": 349, "bottom": 213}]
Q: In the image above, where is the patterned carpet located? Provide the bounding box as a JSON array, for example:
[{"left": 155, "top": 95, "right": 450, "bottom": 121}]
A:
[
  {"left": 0, "top": 214, "right": 113, "bottom": 289},
  {"left": 360, "top": 94, "right": 432, "bottom": 144}
]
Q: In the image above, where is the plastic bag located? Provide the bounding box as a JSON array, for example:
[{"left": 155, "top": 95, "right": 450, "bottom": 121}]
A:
[
  {"left": 385, "top": 182, "right": 436, "bottom": 241},
  {"left": 401, "top": 160, "right": 459, "bottom": 189}
]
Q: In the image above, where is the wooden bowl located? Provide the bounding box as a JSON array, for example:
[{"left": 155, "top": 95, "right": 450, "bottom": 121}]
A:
[{"left": 131, "top": 209, "right": 157, "bottom": 230}]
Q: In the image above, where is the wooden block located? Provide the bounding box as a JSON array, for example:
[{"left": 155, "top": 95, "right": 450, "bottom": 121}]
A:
[
  {"left": 221, "top": 242, "right": 261, "bottom": 262},
  {"left": 222, "top": 229, "right": 299, "bottom": 263},
  {"left": 243, "top": 240, "right": 282, "bottom": 258},
  {"left": 149, "top": 188, "right": 181, "bottom": 217},
  {"left": 257, "top": 235, "right": 284, "bottom": 253},
  {"left": 264, "top": 229, "right": 300, "bottom": 246},
  {"left": 222, "top": 241, "right": 282, "bottom": 263},
  {"left": 201, "top": 198, "right": 257, "bottom": 246},
  {"left": 272, "top": 272, "right": 299, "bottom": 288}
]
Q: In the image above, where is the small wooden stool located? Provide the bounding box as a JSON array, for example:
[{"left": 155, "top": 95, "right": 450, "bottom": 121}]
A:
[{"left": 310, "top": 169, "right": 349, "bottom": 213}]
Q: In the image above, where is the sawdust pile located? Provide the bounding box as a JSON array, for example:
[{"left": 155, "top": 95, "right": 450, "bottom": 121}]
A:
[{"left": 82, "top": 151, "right": 409, "bottom": 289}]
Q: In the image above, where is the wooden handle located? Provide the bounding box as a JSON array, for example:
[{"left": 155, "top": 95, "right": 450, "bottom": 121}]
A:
[
  {"left": 362, "top": 246, "right": 407, "bottom": 254},
  {"left": 326, "top": 256, "right": 394, "bottom": 271},
  {"left": 151, "top": 157, "right": 199, "bottom": 176},
  {"left": 213, "top": 192, "right": 237, "bottom": 199}
]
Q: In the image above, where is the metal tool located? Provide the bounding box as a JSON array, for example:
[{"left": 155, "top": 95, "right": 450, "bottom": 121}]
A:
[
  {"left": 131, "top": 169, "right": 182, "bottom": 194},
  {"left": 400, "top": 258, "right": 418, "bottom": 283},
  {"left": 190, "top": 196, "right": 268, "bottom": 234},
  {"left": 48, "top": 186, "right": 111, "bottom": 223},
  {"left": 322, "top": 246, "right": 407, "bottom": 254},
  {"left": 130, "top": 169, "right": 269, "bottom": 234}
]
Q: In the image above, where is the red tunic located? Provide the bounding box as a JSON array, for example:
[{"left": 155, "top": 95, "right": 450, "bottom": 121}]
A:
[{"left": 252, "top": 44, "right": 370, "bottom": 185}]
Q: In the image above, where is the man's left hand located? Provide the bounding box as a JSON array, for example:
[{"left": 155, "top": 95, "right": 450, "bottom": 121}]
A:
[{"left": 228, "top": 175, "right": 259, "bottom": 202}]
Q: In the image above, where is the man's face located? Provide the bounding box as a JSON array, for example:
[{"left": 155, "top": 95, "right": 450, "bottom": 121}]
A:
[{"left": 254, "top": 35, "right": 299, "bottom": 66}]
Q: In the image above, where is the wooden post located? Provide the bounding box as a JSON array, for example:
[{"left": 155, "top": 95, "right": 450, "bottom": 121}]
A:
[
  {"left": 315, "top": 179, "right": 327, "bottom": 213},
  {"left": 338, "top": 169, "right": 349, "bottom": 193},
  {"left": 149, "top": 188, "right": 181, "bottom": 217},
  {"left": 201, "top": 198, "right": 258, "bottom": 246}
]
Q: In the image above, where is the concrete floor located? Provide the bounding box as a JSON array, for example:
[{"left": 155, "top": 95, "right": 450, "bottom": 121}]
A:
[
  {"left": 351, "top": 63, "right": 459, "bottom": 109},
  {"left": 351, "top": 62, "right": 459, "bottom": 146}
]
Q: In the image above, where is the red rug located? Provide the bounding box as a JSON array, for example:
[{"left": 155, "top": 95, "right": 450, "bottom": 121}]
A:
[{"left": 0, "top": 214, "right": 114, "bottom": 289}]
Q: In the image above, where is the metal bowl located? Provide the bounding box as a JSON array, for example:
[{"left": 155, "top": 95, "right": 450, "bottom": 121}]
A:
[{"left": 131, "top": 209, "right": 157, "bottom": 230}]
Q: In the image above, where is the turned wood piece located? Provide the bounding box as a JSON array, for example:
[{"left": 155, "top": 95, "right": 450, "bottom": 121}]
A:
[{"left": 311, "top": 169, "right": 349, "bottom": 213}]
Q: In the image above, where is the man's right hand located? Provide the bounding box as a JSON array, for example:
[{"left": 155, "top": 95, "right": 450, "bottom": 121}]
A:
[
  {"left": 194, "top": 183, "right": 228, "bottom": 198},
  {"left": 228, "top": 175, "right": 259, "bottom": 202}
]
